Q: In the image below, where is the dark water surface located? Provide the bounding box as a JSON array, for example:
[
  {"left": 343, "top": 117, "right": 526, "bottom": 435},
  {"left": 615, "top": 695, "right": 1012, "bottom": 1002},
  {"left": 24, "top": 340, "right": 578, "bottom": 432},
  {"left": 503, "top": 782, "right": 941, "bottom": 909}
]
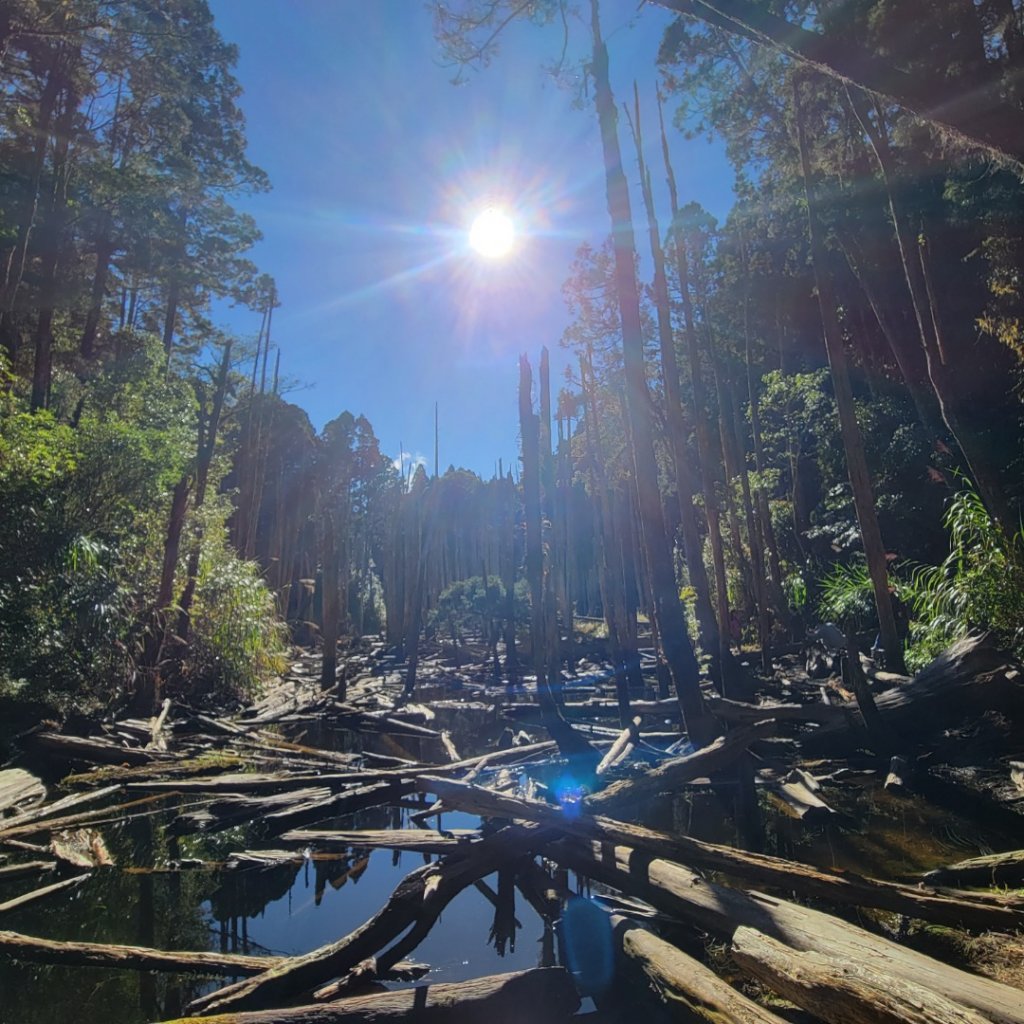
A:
[
  {"left": 1, "top": 713, "right": 1018, "bottom": 1023},
  {"left": 0, "top": 801, "right": 549, "bottom": 1023}
]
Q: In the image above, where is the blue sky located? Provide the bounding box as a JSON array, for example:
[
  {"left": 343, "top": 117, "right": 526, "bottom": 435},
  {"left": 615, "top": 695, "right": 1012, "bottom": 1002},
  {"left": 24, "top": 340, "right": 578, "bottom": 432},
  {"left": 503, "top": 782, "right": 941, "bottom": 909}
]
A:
[{"left": 207, "top": 0, "right": 735, "bottom": 477}]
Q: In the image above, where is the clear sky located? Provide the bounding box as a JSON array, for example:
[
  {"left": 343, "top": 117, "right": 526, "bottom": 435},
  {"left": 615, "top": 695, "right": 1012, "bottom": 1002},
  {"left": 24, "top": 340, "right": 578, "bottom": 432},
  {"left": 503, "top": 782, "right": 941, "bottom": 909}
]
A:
[{"left": 206, "top": 0, "right": 735, "bottom": 477}]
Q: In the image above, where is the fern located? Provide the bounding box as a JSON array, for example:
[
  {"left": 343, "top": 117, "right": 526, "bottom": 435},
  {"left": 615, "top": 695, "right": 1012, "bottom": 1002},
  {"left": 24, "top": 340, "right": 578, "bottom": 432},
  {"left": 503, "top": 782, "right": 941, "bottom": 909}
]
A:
[{"left": 900, "top": 488, "right": 1024, "bottom": 670}]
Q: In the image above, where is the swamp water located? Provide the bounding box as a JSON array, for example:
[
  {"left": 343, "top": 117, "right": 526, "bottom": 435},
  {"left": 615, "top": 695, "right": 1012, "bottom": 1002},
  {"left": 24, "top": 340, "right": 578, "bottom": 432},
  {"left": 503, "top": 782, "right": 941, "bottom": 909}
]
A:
[{"left": 1, "top": 713, "right": 1020, "bottom": 1023}]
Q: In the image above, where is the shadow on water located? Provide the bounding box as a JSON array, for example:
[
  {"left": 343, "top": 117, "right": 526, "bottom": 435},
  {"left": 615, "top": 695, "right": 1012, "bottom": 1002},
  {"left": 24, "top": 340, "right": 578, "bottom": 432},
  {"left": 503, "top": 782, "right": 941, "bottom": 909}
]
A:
[
  {"left": 2, "top": 711, "right": 1020, "bottom": 1023},
  {"left": 0, "top": 779, "right": 547, "bottom": 1024}
]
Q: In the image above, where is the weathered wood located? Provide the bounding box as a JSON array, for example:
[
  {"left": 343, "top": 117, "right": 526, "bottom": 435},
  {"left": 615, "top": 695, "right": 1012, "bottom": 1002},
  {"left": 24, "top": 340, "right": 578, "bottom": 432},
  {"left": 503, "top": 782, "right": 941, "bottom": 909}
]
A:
[
  {"left": 0, "top": 859, "right": 55, "bottom": 881},
  {"left": 705, "top": 694, "right": 848, "bottom": 726},
  {"left": 924, "top": 849, "right": 1024, "bottom": 888},
  {"left": 586, "top": 720, "right": 778, "bottom": 816},
  {"left": 804, "top": 635, "right": 1022, "bottom": 751},
  {"left": 552, "top": 841, "right": 1024, "bottom": 1024},
  {"left": 186, "top": 822, "right": 554, "bottom": 1016},
  {"left": 417, "top": 775, "right": 1024, "bottom": 931},
  {"left": 0, "top": 928, "right": 279, "bottom": 976},
  {"left": 0, "top": 769, "right": 46, "bottom": 816},
  {"left": 503, "top": 699, "right": 681, "bottom": 722},
  {"left": 50, "top": 828, "right": 114, "bottom": 868},
  {"left": 281, "top": 829, "right": 476, "bottom": 854},
  {"left": 0, "top": 783, "right": 122, "bottom": 829},
  {"left": 19, "top": 730, "right": 156, "bottom": 766},
  {"left": 611, "top": 914, "right": 788, "bottom": 1024},
  {"left": 884, "top": 755, "right": 912, "bottom": 794},
  {"left": 768, "top": 768, "right": 834, "bottom": 822},
  {"left": 0, "top": 872, "right": 90, "bottom": 914},
  {"left": 309, "top": 958, "right": 430, "bottom": 1002},
  {"left": 731, "top": 925, "right": 991, "bottom": 1024},
  {"left": 166, "top": 967, "right": 580, "bottom": 1024},
  {"left": 596, "top": 716, "right": 642, "bottom": 775},
  {"left": 148, "top": 697, "right": 173, "bottom": 750},
  {"left": 130, "top": 772, "right": 362, "bottom": 795},
  {"left": 170, "top": 787, "right": 332, "bottom": 836}
]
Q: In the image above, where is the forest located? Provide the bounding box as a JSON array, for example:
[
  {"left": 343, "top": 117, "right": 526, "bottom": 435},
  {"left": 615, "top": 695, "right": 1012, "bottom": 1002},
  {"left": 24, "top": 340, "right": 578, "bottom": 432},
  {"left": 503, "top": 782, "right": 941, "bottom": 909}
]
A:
[{"left": 1, "top": 2, "right": 1023, "bottom": 1023}]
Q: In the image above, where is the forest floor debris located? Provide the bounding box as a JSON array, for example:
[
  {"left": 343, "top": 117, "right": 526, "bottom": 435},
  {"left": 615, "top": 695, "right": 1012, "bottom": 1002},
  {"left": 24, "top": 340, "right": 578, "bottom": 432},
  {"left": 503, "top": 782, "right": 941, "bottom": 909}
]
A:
[{"left": 0, "top": 630, "right": 1022, "bottom": 1022}]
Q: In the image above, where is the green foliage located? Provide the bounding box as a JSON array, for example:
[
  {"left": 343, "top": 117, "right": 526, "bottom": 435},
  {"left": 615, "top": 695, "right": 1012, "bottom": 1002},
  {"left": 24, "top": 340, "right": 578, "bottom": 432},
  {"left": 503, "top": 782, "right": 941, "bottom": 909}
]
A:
[
  {"left": 817, "top": 558, "right": 876, "bottom": 631},
  {"left": 182, "top": 517, "right": 288, "bottom": 702},
  {"left": 0, "top": 338, "right": 285, "bottom": 717},
  {"left": 429, "top": 575, "right": 527, "bottom": 643},
  {"left": 901, "top": 488, "right": 1024, "bottom": 670},
  {"left": 0, "top": 403, "right": 169, "bottom": 711}
]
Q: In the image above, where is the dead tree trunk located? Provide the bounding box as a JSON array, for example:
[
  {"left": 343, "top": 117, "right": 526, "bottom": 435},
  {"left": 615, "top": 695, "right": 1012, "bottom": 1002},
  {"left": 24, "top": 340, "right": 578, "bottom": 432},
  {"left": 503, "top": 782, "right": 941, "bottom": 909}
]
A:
[
  {"left": 794, "top": 79, "right": 905, "bottom": 674},
  {"left": 589, "top": 0, "right": 712, "bottom": 743}
]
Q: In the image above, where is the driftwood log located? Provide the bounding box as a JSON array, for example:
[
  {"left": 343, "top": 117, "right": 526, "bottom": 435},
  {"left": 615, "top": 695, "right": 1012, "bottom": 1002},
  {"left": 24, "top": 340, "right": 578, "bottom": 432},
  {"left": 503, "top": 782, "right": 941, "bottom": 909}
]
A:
[
  {"left": 610, "top": 914, "right": 788, "bottom": 1024},
  {"left": 0, "top": 769, "right": 46, "bottom": 816},
  {"left": 552, "top": 840, "right": 1024, "bottom": 1024},
  {"left": 0, "top": 928, "right": 279, "bottom": 976},
  {"left": 924, "top": 849, "right": 1024, "bottom": 888},
  {"left": 163, "top": 968, "right": 580, "bottom": 1024},
  {"left": 803, "top": 635, "right": 1023, "bottom": 752},
  {"left": 413, "top": 775, "right": 1023, "bottom": 931},
  {"left": 0, "top": 873, "right": 90, "bottom": 914},
  {"left": 731, "top": 925, "right": 991, "bottom": 1024}
]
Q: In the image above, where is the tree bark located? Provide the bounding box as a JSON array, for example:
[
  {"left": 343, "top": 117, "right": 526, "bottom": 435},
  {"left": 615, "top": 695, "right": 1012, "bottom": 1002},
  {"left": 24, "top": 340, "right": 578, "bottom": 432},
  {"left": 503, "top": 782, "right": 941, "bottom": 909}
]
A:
[
  {"left": 589, "top": 0, "right": 711, "bottom": 743},
  {"left": 794, "top": 79, "right": 906, "bottom": 673}
]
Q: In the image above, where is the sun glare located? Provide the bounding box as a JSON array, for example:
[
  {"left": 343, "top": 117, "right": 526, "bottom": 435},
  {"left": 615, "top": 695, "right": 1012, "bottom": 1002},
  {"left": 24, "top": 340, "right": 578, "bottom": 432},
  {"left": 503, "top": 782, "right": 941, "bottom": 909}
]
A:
[{"left": 469, "top": 207, "right": 515, "bottom": 259}]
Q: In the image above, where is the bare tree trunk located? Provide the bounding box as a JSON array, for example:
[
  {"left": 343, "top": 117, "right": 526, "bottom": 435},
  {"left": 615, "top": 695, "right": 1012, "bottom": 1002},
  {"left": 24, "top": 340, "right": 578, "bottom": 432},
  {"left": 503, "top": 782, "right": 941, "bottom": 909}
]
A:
[
  {"left": 0, "top": 54, "right": 62, "bottom": 351},
  {"left": 175, "top": 341, "right": 234, "bottom": 643},
  {"left": 320, "top": 507, "right": 339, "bottom": 691},
  {"left": 589, "top": 0, "right": 711, "bottom": 743},
  {"left": 846, "top": 87, "right": 1014, "bottom": 538},
  {"left": 522, "top": 355, "right": 599, "bottom": 764},
  {"left": 638, "top": 86, "right": 723, "bottom": 686},
  {"left": 30, "top": 80, "right": 76, "bottom": 412},
  {"left": 136, "top": 477, "right": 190, "bottom": 713},
  {"left": 794, "top": 79, "right": 905, "bottom": 674}
]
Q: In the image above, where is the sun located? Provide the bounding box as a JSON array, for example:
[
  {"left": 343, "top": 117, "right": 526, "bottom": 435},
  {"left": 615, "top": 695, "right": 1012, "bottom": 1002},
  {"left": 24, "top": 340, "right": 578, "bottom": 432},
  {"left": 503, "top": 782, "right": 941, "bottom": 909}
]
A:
[{"left": 469, "top": 207, "right": 515, "bottom": 259}]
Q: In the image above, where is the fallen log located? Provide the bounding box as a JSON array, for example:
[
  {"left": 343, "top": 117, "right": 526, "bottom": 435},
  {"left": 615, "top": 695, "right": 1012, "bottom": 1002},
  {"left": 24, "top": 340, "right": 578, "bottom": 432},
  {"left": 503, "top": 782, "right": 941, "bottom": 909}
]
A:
[
  {"left": 924, "top": 849, "right": 1024, "bottom": 889},
  {"left": 186, "top": 822, "right": 554, "bottom": 1016},
  {"left": 415, "top": 775, "right": 1024, "bottom": 932},
  {"left": 19, "top": 730, "right": 157, "bottom": 766},
  {"left": 171, "top": 787, "right": 333, "bottom": 836},
  {"left": 731, "top": 925, "right": 991, "bottom": 1024},
  {"left": 596, "top": 717, "right": 642, "bottom": 776},
  {"left": 164, "top": 967, "right": 580, "bottom": 1024},
  {"left": 0, "top": 928, "right": 279, "bottom": 976},
  {"left": 803, "top": 635, "right": 1023, "bottom": 751},
  {"left": 586, "top": 720, "right": 779, "bottom": 816},
  {"left": 551, "top": 841, "right": 1024, "bottom": 1024},
  {"left": 0, "top": 872, "right": 90, "bottom": 914},
  {"left": 503, "top": 698, "right": 680, "bottom": 722},
  {"left": 260, "top": 781, "right": 416, "bottom": 836},
  {"left": 309, "top": 958, "right": 430, "bottom": 1001},
  {"left": 0, "top": 783, "right": 122, "bottom": 829},
  {"left": 0, "top": 859, "right": 55, "bottom": 882},
  {"left": 126, "top": 772, "right": 358, "bottom": 795},
  {"left": 280, "top": 829, "right": 476, "bottom": 854},
  {"left": 611, "top": 914, "right": 788, "bottom": 1024},
  {"left": 0, "top": 769, "right": 46, "bottom": 816},
  {"left": 705, "top": 694, "right": 848, "bottom": 726}
]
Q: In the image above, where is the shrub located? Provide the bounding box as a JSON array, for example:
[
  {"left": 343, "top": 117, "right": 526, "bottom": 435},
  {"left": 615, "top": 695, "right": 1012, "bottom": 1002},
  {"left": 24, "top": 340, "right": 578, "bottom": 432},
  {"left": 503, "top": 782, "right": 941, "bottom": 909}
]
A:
[{"left": 901, "top": 487, "right": 1024, "bottom": 670}]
